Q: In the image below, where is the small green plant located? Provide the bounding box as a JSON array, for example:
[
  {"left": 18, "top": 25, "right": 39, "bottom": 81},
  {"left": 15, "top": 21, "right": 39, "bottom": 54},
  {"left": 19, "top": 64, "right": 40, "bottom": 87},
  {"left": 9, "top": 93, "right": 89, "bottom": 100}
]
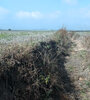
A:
[
  {"left": 88, "top": 65, "right": 90, "bottom": 70},
  {"left": 68, "top": 66, "right": 74, "bottom": 72},
  {"left": 40, "top": 75, "right": 50, "bottom": 85},
  {"left": 46, "top": 45, "right": 50, "bottom": 49},
  {"left": 79, "top": 50, "right": 87, "bottom": 58},
  {"left": 85, "top": 81, "right": 90, "bottom": 88},
  {"left": 80, "top": 89, "right": 86, "bottom": 96},
  {"left": 45, "top": 75, "right": 50, "bottom": 85}
]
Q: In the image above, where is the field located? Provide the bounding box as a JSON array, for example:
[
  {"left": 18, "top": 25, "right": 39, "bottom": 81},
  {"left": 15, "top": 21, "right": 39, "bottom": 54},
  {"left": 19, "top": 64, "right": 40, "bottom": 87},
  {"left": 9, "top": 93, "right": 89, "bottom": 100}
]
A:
[
  {"left": 0, "top": 30, "right": 90, "bottom": 100},
  {"left": 0, "top": 30, "right": 55, "bottom": 43},
  {"left": 0, "top": 30, "right": 55, "bottom": 57}
]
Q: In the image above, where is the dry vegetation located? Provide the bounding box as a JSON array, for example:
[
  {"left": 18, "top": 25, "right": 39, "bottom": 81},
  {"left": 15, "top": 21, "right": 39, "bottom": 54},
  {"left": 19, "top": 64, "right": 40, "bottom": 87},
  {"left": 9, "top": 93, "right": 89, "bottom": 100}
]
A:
[
  {"left": 0, "top": 29, "right": 90, "bottom": 100},
  {"left": 0, "top": 29, "right": 77, "bottom": 100}
]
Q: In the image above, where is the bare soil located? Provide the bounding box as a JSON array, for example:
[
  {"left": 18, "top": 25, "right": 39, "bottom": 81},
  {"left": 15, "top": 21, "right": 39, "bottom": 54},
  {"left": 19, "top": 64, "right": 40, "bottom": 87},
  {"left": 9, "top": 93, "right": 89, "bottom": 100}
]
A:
[{"left": 66, "top": 35, "right": 90, "bottom": 100}]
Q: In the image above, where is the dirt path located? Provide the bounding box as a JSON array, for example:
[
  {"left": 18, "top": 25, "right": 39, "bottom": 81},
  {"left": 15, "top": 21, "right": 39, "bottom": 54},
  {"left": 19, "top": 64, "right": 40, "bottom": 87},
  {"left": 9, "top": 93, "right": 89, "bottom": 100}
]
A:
[{"left": 65, "top": 37, "right": 90, "bottom": 100}]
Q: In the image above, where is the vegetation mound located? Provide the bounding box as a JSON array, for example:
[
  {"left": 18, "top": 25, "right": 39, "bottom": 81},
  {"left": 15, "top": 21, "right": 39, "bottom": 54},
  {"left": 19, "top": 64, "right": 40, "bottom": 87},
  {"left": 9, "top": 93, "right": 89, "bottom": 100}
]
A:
[{"left": 0, "top": 29, "right": 76, "bottom": 100}]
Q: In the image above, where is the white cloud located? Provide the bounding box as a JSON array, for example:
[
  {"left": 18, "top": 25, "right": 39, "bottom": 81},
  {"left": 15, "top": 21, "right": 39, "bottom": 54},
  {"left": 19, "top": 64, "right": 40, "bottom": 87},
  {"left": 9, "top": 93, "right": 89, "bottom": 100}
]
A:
[
  {"left": 16, "top": 11, "right": 43, "bottom": 19},
  {"left": 0, "top": 7, "right": 9, "bottom": 15},
  {"left": 86, "top": 11, "right": 90, "bottom": 18},
  {"left": 48, "top": 11, "right": 61, "bottom": 18},
  {"left": 79, "top": 8, "right": 90, "bottom": 18},
  {"left": 0, "top": 7, "right": 9, "bottom": 19},
  {"left": 63, "top": 7, "right": 90, "bottom": 20},
  {"left": 16, "top": 11, "right": 61, "bottom": 20},
  {"left": 63, "top": 0, "right": 77, "bottom": 5}
]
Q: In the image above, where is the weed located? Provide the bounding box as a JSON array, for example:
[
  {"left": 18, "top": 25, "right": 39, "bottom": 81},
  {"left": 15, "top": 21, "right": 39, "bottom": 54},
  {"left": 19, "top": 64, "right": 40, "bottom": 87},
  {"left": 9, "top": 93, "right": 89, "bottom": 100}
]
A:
[
  {"left": 68, "top": 66, "right": 74, "bottom": 72},
  {"left": 0, "top": 29, "right": 75, "bottom": 100},
  {"left": 79, "top": 50, "right": 87, "bottom": 58},
  {"left": 85, "top": 81, "right": 90, "bottom": 88},
  {"left": 88, "top": 65, "right": 90, "bottom": 70}
]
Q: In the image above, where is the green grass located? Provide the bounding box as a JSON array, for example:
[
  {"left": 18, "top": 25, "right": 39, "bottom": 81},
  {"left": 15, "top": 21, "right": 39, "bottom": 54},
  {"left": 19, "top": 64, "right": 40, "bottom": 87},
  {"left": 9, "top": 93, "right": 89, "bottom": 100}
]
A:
[
  {"left": 0, "top": 31, "right": 54, "bottom": 40},
  {"left": 0, "top": 32, "right": 29, "bottom": 39},
  {"left": 68, "top": 66, "right": 74, "bottom": 72},
  {"left": 88, "top": 65, "right": 90, "bottom": 70},
  {"left": 79, "top": 50, "right": 87, "bottom": 58},
  {"left": 17, "top": 32, "right": 31, "bottom": 36},
  {"left": 85, "top": 81, "right": 90, "bottom": 88},
  {"left": 0, "top": 33, "right": 11, "bottom": 39}
]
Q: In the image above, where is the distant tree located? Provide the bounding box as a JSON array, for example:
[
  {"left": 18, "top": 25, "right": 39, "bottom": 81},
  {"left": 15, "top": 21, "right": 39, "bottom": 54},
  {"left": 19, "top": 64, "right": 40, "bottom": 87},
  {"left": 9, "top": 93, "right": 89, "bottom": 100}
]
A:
[{"left": 8, "top": 29, "right": 11, "bottom": 31}]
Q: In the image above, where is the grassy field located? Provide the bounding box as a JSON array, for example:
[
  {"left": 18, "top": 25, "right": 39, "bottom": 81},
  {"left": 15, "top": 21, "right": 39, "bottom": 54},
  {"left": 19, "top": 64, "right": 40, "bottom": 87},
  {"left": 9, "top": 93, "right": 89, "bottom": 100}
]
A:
[
  {"left": 0, "top": 31, "right": 56, "bottom": 44},
  {"left": 0, "top": 30, "right": 90, "bottom": 44},
  {"left": 0, "top": 30, "right": 56, "bottom": 57}
]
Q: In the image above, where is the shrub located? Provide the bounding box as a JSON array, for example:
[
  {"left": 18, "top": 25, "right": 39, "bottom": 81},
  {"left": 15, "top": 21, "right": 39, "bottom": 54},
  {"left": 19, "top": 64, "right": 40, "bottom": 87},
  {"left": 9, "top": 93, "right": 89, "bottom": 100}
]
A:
[{"left": 0, "top": 29, "right": 74, "bottom": 100}]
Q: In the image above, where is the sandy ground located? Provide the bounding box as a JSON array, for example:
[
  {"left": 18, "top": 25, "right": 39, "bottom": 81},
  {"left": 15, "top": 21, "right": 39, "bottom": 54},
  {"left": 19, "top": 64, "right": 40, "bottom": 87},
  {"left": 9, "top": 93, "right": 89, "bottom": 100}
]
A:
[{"left": 66, "top": 36, "right": 90, "bottom": 100}]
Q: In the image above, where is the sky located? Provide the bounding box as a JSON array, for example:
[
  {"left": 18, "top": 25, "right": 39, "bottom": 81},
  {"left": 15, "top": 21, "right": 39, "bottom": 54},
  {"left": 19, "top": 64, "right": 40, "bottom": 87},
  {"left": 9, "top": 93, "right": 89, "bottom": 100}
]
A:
[{"left": 0, "top": 0, "right": 90, "bottom": 30}]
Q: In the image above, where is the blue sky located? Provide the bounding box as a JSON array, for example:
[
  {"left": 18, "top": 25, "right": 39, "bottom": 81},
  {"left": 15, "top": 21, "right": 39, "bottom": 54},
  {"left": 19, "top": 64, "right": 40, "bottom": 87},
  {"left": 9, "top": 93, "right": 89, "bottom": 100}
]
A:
[{"left": 0, "top": 0, "right": 90, "bottom": 30}]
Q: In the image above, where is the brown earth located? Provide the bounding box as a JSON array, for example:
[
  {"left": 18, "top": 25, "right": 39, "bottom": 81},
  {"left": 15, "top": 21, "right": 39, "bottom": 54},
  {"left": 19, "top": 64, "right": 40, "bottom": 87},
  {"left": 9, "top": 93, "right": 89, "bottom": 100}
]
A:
[{"left": 66, "top": 35, "right": 90, "bottom": 100}]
